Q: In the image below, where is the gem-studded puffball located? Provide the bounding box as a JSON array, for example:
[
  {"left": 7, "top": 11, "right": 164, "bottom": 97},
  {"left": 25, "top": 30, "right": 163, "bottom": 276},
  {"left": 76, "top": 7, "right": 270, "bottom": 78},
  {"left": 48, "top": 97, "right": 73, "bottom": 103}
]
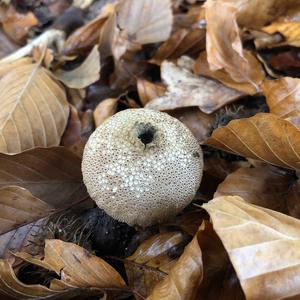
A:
[{"left": 82, "top": 109, "right": 203, "bottom": 227}]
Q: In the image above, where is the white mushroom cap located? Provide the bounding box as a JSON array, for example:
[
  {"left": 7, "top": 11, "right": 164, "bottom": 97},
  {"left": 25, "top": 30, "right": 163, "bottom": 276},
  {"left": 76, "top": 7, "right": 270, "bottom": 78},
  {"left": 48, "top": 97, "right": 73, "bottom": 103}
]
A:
[{"left": 82, "top": 108, "right": 203, "bottom": 227}]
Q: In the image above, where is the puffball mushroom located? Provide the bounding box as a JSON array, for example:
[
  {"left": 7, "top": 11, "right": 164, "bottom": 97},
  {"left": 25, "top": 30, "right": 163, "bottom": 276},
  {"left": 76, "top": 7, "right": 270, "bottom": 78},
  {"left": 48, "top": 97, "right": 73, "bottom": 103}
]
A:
[{"left": 82, "top": 108, "right": 203, "bottom": 227}]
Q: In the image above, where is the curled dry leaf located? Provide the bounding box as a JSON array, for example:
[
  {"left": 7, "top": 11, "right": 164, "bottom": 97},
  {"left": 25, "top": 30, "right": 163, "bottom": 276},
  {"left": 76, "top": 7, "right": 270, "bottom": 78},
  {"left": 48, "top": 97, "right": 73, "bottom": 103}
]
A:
[
  {"left": 62, "top": 3, "right": 114, "bottom": 55},
  {"left": 137, "top": 78, "right": 166, "bottom": 106},
  {"left": 150, "top": 28, "right": 206, "bottom": 65},
  {"left": 0, "top": 60, "right": 69, "bottom": 154},
  {"left": 262, "top": 77, "right": 300, "bottom": 120},
  {"left": 215, "top": 166, "right": 292, "bottom": 213},
  {"left": 262, "top": 21, "right": 300, "bottom": 47},
  {"left": 126, "top": 231, "right": 184, "bottom": 299},
  {"left": 194, "top": 51, "right": 265, "bottom": 95},
  {"left": 145, "top": 61, "right": 243, "bottom": 114},
  {"left": 205, "top": 113, "right": 300, "bottom": 170},
  {"left": 147, "top": 230, "right": 203, "bottom": 300},
  {"left": 0, "top": 186, "right": 52, "bottom": 235},
  {"left": 93, "top": 98, "right": 118, "bottom": 128},
  {"left": 0, "top": 258, "right": 62, "bottom": 299},
  {"left": 167, "top": 107, "right": 214, "bottom": 143},
  {"left": 205, "top": 0, "right": 263, "bottom": 91},
  {"left": 0, "top": 147, "right": 87, "bottom": 208},
  {"left": 203, "top": 195, "right": 300, "bottom": 300},
  {"left": 15, "top": 239, "right": 127, "bottom": 290},
  {"left": 0, "top": 239, "right": 127, "bottom": 299},
  {"left": 55, "top": 45, "right": 100, "bottom": 89},
  {"left": 1, "top": 6, "right": 38, "bottom": 43}
]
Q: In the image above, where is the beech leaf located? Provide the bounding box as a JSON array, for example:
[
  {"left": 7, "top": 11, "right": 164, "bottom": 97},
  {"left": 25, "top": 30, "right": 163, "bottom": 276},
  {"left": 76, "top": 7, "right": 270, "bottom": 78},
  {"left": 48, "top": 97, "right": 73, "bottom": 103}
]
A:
[
  {"left": 203, "top": 195, "right": 300, "bottom": 300},
  {"left": 126, "top": 232, "right": 185, "bottom": 299},
  {"left": 205, "top": 113, "right": 300, "bottom": 170},
  {"left": 147, "top": 230, "right": 203, "bottom": 300},
  {"left": 0, "top": 61, "right": 69, "bottom": 154},
  {"left": 145, "top": 61, "right": 243, "bottom": 114},
  {"left": 15, "top": 239, "right": 127, "bottom": 290},
  {"left": 55, "top": 46, "right": 101, "bottom": 89},
  {"left": 0, "top": 186, "right": 53, "bottom": 235},
  {"left": 0, "top": 147, "right": 87, "bottom": 208},
  {"left": 262, "top": 77, "right": 300, "bottom": 120},
  {"left": 215, "top": 166, "right": 291, "bottom": 213}
]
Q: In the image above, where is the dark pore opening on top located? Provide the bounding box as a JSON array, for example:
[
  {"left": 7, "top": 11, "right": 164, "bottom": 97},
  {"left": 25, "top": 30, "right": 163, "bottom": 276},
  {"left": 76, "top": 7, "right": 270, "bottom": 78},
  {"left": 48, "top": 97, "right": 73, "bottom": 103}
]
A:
[{"left": 136, "top": 122, "right": 156, "bottom": 146}]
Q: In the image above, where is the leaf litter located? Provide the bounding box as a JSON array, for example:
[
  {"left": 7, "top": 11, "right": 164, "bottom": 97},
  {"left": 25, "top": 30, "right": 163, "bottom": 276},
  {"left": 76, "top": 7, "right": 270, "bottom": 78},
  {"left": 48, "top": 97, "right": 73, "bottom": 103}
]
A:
[{"left": 1, "top": 0, "right": 300, "bottom": 299}]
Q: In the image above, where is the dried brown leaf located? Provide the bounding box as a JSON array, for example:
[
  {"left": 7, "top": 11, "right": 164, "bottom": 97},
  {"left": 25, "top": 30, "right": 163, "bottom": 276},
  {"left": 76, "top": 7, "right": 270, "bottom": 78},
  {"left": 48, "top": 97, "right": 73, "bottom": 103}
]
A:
[
  {"left": 126, "top": 232, "right": 184, "bottom": 299},
  {"left": 61, "top": 106, "right": 86, "bottom": 157},
  {"left": 0, "top": 60, "right": 69, "bottom": 154},
  {"left": 262, "top": 21, "right": 300, "bottom": 47},
  {"left": 137, "top": 79, "right": 166, "bottom": 106},
  {"left": 219, "top": 0, "right": 299, "bottom": 29},
  {"left": 113, "top": 0, "right": 173, "bottom": 60},
  {"left": 0, "top": 147, "right": 86, "bottom": 208},
  {"left": 262, "top": 77, "right": 300, "bottom": 120},
  {"left": 151, "top": 28, "right": 206, "bottom": 65},
  {"left": 167, "top": 107, "right": 214, "bottom": 143},
  {"left": 55, "top": 46, "right": 100, "bottom": 89},
  {"left": 215, "top": 166, "right": 292, "bottom": 213},
  {"left": 0, "top": 186, "right": 52, "bottom": 235},
  {"left": 194, "top": 51, "right": 265, "bottom": 95},
  {"left": 147, "top": 230, "right": 203, "bottom": 300},
  {"left": 145, "top": 61, "right": 243, "bottom": 114},
  {"left": 15, "top": 239, "right": 127, "bottom": 290},
  {"left": 1, "top": 6, "right": 38, "bottom": 43},
  {"left": 0, "top": 239, "right": 126, "bottom": 299},
  {"left": 203, "top": 195, "right": 300, "bottom": 300},
  {"left": 0, "top": 258, "right": 61, "bottom": 299},
  {"left": 205, "top": 113, "right": 300, "bottom": 170},
  {"left": 62, "top": 3, "right": 114, "bottom": 55},
  {"left": 205, "top": 0, "right": 263, "bottom": 91},
  {"left": 93, "top": 98, "right": 118, "bottom": 128}
]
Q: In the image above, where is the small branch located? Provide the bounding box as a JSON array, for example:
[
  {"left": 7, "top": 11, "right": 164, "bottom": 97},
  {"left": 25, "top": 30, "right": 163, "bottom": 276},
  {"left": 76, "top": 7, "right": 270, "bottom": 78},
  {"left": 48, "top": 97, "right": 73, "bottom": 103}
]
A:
[
  {"left": 73, "top": 0, "right": 95, "bottom": 10},
  {"left": 0, "top": 29, "right": 65, "bottom": 65}
]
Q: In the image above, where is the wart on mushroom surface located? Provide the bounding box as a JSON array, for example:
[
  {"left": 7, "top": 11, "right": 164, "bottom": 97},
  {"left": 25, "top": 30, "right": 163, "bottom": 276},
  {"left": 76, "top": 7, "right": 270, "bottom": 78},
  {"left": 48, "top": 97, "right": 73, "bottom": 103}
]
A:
[{"left": 82, "top": 108, "right": 203, "bottom": 227}]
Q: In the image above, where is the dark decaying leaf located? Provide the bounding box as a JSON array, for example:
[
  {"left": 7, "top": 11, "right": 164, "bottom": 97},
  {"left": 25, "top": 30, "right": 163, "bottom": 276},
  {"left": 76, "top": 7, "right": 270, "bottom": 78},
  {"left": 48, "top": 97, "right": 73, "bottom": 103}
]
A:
[
  {"left": 215, "top": 166, "right": 292, "bottom": 213},
  {"left": 0, "top": 186, "right": 53, "bottom": 235},
  {"left": 167, "top": 107, "right": 215, "bottom": 143},
  {"left": 0, "top": 28, "right": 19, "bottom": 59},
  {"left": 0, "top": 218, "right": 48, "bottom": 259},
  {"left": 125, "top": 231, "right": 185, "bottom": 299},
  {"left": 0, "top": 147, "right": 87, "bottom": 208},
  {"left": 147, "top": 229, "right": 203, "bottom": 300}
]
